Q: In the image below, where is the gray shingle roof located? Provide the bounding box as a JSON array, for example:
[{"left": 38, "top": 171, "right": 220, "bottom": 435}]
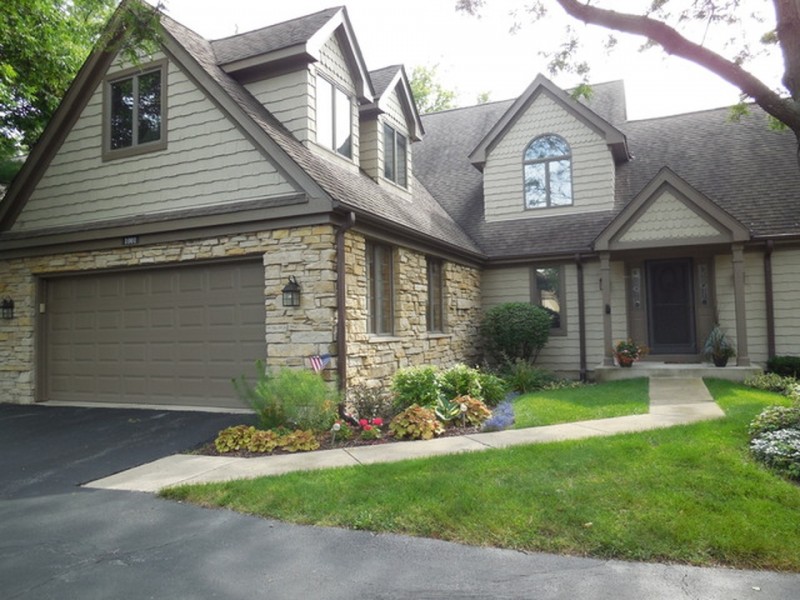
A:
[
  {"left": 210, "top": 6, "right": 342, "bottom": 65},
  {"left": 369, "top": 66, "right": 401, "bottom": 98},
  {"left": 163, "top": 16, "right": 482, "bottom": 256}
]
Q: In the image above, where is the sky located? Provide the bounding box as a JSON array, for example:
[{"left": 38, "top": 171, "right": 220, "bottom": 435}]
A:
[{"left": 150, "top": 0, "right": 785, "bottom": 121}]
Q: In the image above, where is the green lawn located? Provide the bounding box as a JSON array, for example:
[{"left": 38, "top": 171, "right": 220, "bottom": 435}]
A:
[
  {"left": 161, "top": 379, "right": 800, "bottom": 571},
  {"left": 513, "top": 378, "right": 649, "bottom": 428}
]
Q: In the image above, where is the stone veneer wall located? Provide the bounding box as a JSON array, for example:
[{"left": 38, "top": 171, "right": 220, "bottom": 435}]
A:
[
  {"left": 0, "top": 225, "right": 338, "bottom": 404},
  {"left": 343, "top": 230, "right": 482, "bottom": 391}
]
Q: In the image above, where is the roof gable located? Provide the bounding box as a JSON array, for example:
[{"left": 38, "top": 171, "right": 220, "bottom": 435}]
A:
[
  {"left": 595, "top": 167, "right": 750, "bottom": 251},
  {"left": 468, "top": 74, "right": 629, "bottom": 169},
  {"left": 363, "top": 65, "right": 424, "bottom": 141},
  {"left": 211, "top": 6, "right": 373, "bottom": 102}
]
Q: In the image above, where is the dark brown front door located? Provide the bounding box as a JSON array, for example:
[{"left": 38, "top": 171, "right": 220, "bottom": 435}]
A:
[{"left": 646, "top": 259, "right": 696, "bottom": 354}]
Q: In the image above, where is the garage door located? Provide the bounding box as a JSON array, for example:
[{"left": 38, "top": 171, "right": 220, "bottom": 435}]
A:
[{"left": 45, "top": 261, "right": 265, "bottom": 409}]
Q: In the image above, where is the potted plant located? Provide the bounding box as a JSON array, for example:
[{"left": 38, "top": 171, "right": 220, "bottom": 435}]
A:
[
  {"left": 703, "top": 325, "right": 736, "bottom": 367},
  {"left": 613, "top": 339, "right": 646, "bottom": 368}
]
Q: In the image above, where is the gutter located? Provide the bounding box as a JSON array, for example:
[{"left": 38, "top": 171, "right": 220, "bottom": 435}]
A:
[{"left": 335, "top": 211, "right": 357, "bottom": 392}]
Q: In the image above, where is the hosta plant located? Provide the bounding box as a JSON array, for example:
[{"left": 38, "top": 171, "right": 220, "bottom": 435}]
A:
[
  {"left": 435, "top": 395, "right": 462, "bottom": 423},
  {"left": 389, "top": 404, "right": 444, "bottom": 440}
]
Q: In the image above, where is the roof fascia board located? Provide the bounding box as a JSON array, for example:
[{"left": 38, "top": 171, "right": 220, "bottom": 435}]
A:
[
  {"left": 594, "top": 167, "right": 751, "bottom": 251},
  {"left": 308, "top": 8, "right": 374, "bottom": 103},
  {"left": 160, "top": 28, "right": 332, "bottom": 208},
  {"left": 468, "top": 74, "right": 629, "bottom": 168}
]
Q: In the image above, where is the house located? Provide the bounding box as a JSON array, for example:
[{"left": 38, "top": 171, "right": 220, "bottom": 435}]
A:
[{"left": 0, "top": 2, "right": 797, "bottom": 409}]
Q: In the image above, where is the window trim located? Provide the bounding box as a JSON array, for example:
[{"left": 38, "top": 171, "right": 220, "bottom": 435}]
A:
[
  {"left": 530, "top": 264, "right": 567, "bottom": 336},
  {"left": 383, "top": 122, "right": 408, "bottom": 187},
  {"left": 316, "top": 75, "right": 353, "bottom": 159},
  {"left": 522, "top": 134, "right": 573, "bottom": 209},
  {"left": 426, "top": 257, "right": 445, "bottom": 333},
  {"left": 366, "top": 241, "right": 395, "bottom": 335},
  {"left": 102, "top": 59, "right": 168, "bottom": 162}
]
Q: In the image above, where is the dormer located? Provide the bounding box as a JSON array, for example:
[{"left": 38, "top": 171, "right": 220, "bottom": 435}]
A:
[
  {"left": 469, "top": 75, "right": 629, "bottom": 223},
  {"left": 211, "top": 7, "right": 374, "bottom": 171},
  {"left": 360, "top": 65, "right": 423, "bottom": 196}
]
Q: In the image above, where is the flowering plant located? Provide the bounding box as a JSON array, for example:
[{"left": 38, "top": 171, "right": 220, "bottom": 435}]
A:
[
  {"left": 330, "top": 420, "right": 354, "bottom": 443},
  {"left": 359, "top": 417, "right": 383, "bottom": 440},
  {"left": 613, "top": 339, "right": 646, "bottom": 366}
]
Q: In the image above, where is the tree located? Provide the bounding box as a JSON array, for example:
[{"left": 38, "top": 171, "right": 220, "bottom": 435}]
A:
[
  {"left": 0, "top": 0, "right": 162, "bottom": 162},
  {"left": 457, "top": 1, "right": 800, "bottom": 164},
  {"left": 409, "top": 64, "right": 457, "bottom": 114}
]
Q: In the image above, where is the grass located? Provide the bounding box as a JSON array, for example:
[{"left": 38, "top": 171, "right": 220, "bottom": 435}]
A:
[
  {"left": 161, "top": 379, "right": 800, "bottom": 571},
  {"left": 512, "top": 378, "right": 649, "bottom": 428}
]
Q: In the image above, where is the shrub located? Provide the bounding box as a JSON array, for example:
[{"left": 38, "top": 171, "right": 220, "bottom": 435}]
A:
[
  {"left": 749, "top": 406, "right": 800, "bottom": 439},
  {"left": 347, "top": 385, "right": 395, "bottom": 421},
  {"left": 481, "top": 401, "right": 515, "bottom": 432},
  {"left": 391, "top": 365, "right": 441, "bottom": 410},
  {"left": 767, "top": 355, "right": 800, "bottom": 379},
  {"left": 248, "top": 429, "right": 282, "bottom": 453},
  {"left": 476, "top": 370, "right": 508, "bottom": 407},
  {"left": 233, "top": 363, "right": 337, "bottom": 431},
  {"left": 455, "top": 395, "right": 492, "bottom": 427},
  {"left": 750, "top": 428, "right": 800, "bottom": 480},
  {"left": 440, "top": 363, "right": 483, "bottom": 400},
  {"left": 389, "top": 404, "right": 444, "bottom": 440},
  {"left": 280, "top": 430, "right": 320, "bottom": 453},
  {"left": 502, "top": 359, "right": 554, "bottom": 393},
  {"left": 480, "top": 302, "right": 552, "bottom": 365},
  {"left": 214, "top": 425, "right": 255, "bottom": 453},
  {"left": 745, "top": 372, "right": 800, "bottom": 402}
]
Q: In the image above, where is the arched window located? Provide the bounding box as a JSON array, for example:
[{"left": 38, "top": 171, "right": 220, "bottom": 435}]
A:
[{"left": 523, "top": 135, "right": 572, "bottom": 209}]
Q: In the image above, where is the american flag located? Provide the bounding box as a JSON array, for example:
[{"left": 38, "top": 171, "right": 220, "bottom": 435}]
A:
[{"left": 308, "top": 353, "right": 332, "bottom": 373}]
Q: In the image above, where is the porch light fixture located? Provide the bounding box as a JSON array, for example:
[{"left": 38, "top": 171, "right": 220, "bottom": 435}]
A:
[
  {"left": 1, "top": 297, "right": 14, "bottom": 320},
  {"left": 282, "top": 276, "right": 301, "bottom": 307}
]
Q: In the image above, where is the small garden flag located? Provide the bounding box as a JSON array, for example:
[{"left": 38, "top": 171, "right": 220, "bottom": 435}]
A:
[{"left": 308, "top": 353, "right": 331, "bottom": 372}]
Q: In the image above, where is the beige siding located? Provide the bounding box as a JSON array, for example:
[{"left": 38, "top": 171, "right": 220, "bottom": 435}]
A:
[
  {"left": 484, "top": 93, "right": 615, "bottom": 222},
  {"left": 13, "top": 56, "right": 299, "bottom": 233},
  {"left": 244, "top": 69, "right": 313, "bottom": 143},
  {"left": 619, "top": 191, "right": 723, "bottom": 243},
  {"left": 772, "top": 247, "right": 800, "bottom": 357},
  {"left": 360, "top": 118, "right": 379, "bottom": 179},
  {"left": 481, "top": 267, "right": 530, "bottom": 309},
  {"left": 715, "top": 250, "right": 768, "bottom": 364}
]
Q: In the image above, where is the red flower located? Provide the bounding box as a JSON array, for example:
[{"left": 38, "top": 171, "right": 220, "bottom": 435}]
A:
[
  {"left": 363, "top": 424, "right": 373, "bottom": 431},
  {"left": 359, "top": 419, "right": 368, "bottom": 427},
  {"left": 372, "top": 418, "right": 383, "bottom": 427}
]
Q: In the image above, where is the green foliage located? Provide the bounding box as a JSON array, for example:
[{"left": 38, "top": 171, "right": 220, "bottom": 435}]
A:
[
  {"left": 434, "top": 395, "right": 462, "bottom": 423},
  {"left": 767, "top": 355, "right": 800, "bottom": 379},
  {"left": 389, "top": 404, "right": 443, "bottom": 440},
  {"left": 214, "top": 425, "right": 255, "bottom": 453},
  {"left": 703, "top": 325, "right": 736, "bottom": 359},
  {"left": 475, "top": 370, "right": 508, "bottom": 407},
  {"left": 280, "top": 430, "right": 320, "bottom": 453},
  {"left": 409, "top": 64, "right": 456, "bottom": 114},
  {"left": 501, "top": 359, "right": 554, "bottom": 393},
  {"left": 0, "top": 0, "right": 163, "bottom": 159},
  {"left": 330, "top": 421, "right": 355, "bottom": 443},
  {"left": 480, "top": 302, "right": 552, "bottom": 365},
  {"left": 233, "top": 363, "right": 337, "bottom": 431},
  {"left": 0, "top": 157, "right": 22, "bottom": 184},
  {"left": 745, "top": 372, "right": 799, "bottom": 397},
  {"left": 749, "top": 406, "right": 800, "bottom": 439},
  {"left": 439, "top": 363, "right": 482, "bottom": 400},
  {"left": 455, "top": 395, "right": 492, "bottom": 427},
  {"left": 347, "top": 384, "right": 394, "bottom": 421},
  {"left": 391, "top": 365, "right": 441, "bottom": 410}
]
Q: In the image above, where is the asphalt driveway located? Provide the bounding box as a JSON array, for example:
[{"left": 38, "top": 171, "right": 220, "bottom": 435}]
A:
[{"left": 1, "top": 403, "right": 799, "bottom": 599}]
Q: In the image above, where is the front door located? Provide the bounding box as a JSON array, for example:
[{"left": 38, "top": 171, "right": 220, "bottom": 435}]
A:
[{"left": 646, "top": 259, "right": 696, "bottom": 354}]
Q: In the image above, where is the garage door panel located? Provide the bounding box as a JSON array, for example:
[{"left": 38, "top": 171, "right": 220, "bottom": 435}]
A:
[{"left": 45, "top": 261, "right": 266, "bottom": 408}]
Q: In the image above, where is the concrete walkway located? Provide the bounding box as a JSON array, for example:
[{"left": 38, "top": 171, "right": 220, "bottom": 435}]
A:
[{"left": 85, "top": 377, "right": 723, "bottom": 493}]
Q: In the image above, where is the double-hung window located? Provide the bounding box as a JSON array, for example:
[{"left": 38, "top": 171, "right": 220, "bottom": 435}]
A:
[
  {"left": 383, "top": 123, "right": 408, "bottom": 187},
  {"left": 367, "top": 242, "right": 394, "bottom": 335},
  {"left": 316, "top": 76, "right": 352, "bottom": 158},
  {"left": 523, "top": 134, "right": 572, "bottom": 208},
  {"left": 105, "top": 63, "right": 166, "bottom": 159},
  {"left": 426, "top": 257, "right": 444, "bottom": 332}
]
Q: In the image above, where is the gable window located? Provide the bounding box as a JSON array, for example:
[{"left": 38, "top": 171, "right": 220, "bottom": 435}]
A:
[
  {"left": 524, "top": 134, "right": 572, "bottom": 209},
  {"left": 532, "top": 265, "right": 565, "bottom": 334},
  {"left": 316, "top": 76, "right": 352, "bottom": 158},
  {"left": 426, "top": 257, "right": 444, "bottom": 332},
  {"left": 383, "top": 123, "right": 408, "bottom": 187},
  {"left": 367, "top": 242, "right": 394, "bottom": 335},
  {"left": 105, "top": 63, "right": 166, "bottom": 159}
]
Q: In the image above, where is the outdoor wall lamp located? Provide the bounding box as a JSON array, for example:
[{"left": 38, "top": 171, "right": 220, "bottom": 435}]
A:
[
  {"left": 1, "top": 297, "right": 14, "bottom": 320},
  {"left": 282, "top": 276, "right": 301, "bottom": 307}
]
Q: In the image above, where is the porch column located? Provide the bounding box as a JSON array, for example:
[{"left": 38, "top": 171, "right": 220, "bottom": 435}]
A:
[
  {"left": 732, "top": 244, "right": 751, "bottom": 366},
  {"left": 600, "top": 252, "right": 614, "bottom": 366}
]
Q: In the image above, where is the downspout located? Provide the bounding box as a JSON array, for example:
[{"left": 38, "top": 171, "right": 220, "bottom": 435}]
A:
[
  {"left": 336, "top": 212, "right": 356, "bottom": 393},
  {"left": 764, "top": 240, "right": 776, "bottom": 360},
  {"left": 575, "top": 253, "right": 587, "bottom": 382}
]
